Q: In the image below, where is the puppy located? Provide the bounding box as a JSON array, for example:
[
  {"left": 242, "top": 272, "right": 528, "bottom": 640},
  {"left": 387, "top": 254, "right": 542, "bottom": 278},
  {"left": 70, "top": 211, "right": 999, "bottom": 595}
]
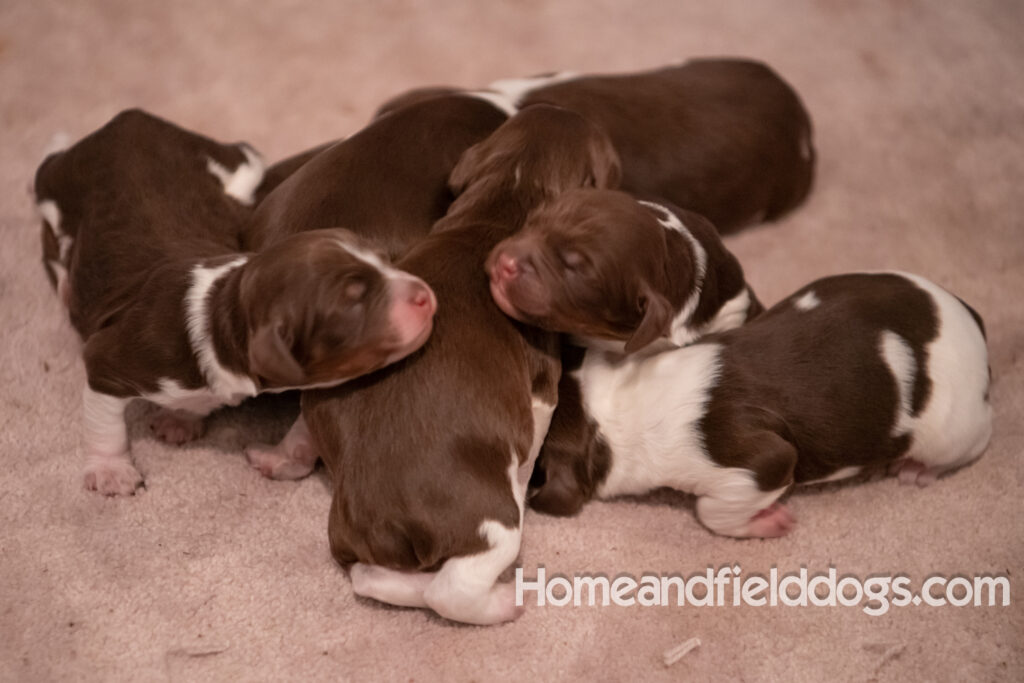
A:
[
  {"left": 245, "top": 94, "right": 510, "bottom": 256},
  {"left": 377, "top": 57, "right": 815, "bottom": 232},
  {"left": 35, "top": 109, "right": 436, "bottom": 495},
  {"left": 486, "top": 189, "right": 762, "bottom": 354},
  {"left": 528, "top": 273, "right": 992, "bottom": 531},
  {"left": 283, "top": 106, "right": 620, "bottom": 625}
]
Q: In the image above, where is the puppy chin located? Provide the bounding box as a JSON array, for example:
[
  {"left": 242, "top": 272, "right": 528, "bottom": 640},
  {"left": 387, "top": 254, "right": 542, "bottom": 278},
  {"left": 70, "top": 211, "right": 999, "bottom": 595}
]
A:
[{"left": 490, "top": 279, "right": 529, "bottom": 322}]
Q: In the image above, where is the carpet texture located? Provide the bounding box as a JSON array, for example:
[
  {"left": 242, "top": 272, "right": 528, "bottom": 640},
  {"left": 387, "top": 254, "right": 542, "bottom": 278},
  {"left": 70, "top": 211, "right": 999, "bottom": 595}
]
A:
[{"left": 1, "top": 1, "right": 1022, "bottom": 680}]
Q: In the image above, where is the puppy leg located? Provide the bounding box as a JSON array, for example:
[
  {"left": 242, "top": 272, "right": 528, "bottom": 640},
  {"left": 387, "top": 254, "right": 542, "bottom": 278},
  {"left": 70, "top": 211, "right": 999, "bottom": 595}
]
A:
[
  {"left": 349, "top": 563, "right": 435, "bottom": 608},
  {"left": 245, "top": 414, "right": 317, "bottom": 480},
  {"left": 149, "top": 408, "right": 205, "bottom": 445},
  {"left": 81, "top": 386, "right": 141, "bottom": 496},
  {"left": 696, "top": 429, "right": 797, "bottom": 538},
  {"left": 423, "top": 520, "right": 525, "bottom": 625}
]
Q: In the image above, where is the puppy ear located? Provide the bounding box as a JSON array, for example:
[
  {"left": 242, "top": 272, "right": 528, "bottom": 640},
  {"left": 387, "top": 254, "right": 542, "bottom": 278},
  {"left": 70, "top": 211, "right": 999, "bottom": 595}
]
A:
[
  {"left": 586, "top": 127, "right": 622, "bottom": 189},
  {"left": 624, "top": 282, "right": 673, "bottom": 353},
  {"left": 248, "top": 322, "right": 306, "bottom": 387},
  {"left": 448, "top": 140, "right": 490, "bottom": 195}
]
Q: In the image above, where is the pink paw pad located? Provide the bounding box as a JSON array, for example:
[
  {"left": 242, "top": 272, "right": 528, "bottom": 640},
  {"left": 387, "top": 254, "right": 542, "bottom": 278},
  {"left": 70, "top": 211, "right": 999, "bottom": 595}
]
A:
[
  {"left": 895, "top": 459, "right": 937, "bottom": 487},
  {"left": 747, "top": 502, "right": 795, "bottom": 538},
  {"left": 149, "top": 410, "right": 204, "bottom": 445}
]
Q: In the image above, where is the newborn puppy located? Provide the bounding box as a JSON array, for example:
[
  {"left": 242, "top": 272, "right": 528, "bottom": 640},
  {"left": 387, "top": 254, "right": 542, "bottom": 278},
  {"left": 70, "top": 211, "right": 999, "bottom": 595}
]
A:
[
  {"left": 530, "top": 273, "right": 992, "bottom": 532},
  {"left": 487, "top": 189, "right": 762, "bottom": 354},
  {"left": 377, "top": 57, "right": 815, "bottom": 232},
  {"left": 245, "top": 94, "right": 509, "bottom": 256},
  {"left": 35, "top": 109, "right": 436, "bottom": 495},
  {"left": 291, "top": 106, "right": 620, "bottom": 625}
]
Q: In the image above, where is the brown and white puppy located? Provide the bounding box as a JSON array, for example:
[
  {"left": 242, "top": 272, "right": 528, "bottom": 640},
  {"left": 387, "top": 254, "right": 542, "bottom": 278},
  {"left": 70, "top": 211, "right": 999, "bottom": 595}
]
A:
[
  {"left": 376, "top": 57, "right": 815, "bottom": 232},
  {"left": 266, "top": 106, "right": 620, "bottom": 625},
  {"left": 35, "top": 109, "right": 436, "bottom": 496},
  {"left": 529, "top": 273, "right": 992, "bottom": 532},
  {"left": 245, "top": 94, "right": 510, "bottom": 256},
  {"left": 487, "top": 189, "right": 762, "bottom": 354}
]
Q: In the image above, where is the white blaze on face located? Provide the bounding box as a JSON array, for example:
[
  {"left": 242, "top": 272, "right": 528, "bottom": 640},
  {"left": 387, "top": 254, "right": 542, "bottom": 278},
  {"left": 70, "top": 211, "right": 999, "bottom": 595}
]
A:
[{"left": 335, "top": 239, "right": 436, "bottom": 357}]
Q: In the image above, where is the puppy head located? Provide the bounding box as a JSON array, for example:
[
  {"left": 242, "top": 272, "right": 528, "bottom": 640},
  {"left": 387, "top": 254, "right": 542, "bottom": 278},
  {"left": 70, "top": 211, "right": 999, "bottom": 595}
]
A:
[
  {"left": 240, "top": 229, "right": 437, "bottom": 389},
  {"left": 449, "top": 104, "right": 621, "bottom": 198},
  {"left": 486, "top": 189, "right": 688, "bottom": 353}
]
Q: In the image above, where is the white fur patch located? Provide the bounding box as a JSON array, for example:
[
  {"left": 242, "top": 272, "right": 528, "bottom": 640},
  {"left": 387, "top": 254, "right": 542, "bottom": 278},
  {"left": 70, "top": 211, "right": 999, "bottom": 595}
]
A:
[
  {"left": 581, "top": 343, "right": 722, "bottom": 497},
  {"left": 81, "top": 386, "right": 129, "bottom": 457},
  {"left": 184, "top": 257, "right": 258, "bottom": 402},
  {"left": 701, "top": 287, "right": 753, "bottom": 337},
  {"left": 794, "top": 290, "right": 820, "bottom": 311},
  {"left": 637, "top": 200, "right": 709, "bottom": 346},
  {"left": 463, "top": 90, "right": 518, "bottom": 117},
  {"left": 880, "top": 330, "right": 917, "bottom": 437},
  {"left": 485, "top": 71, "right": 580, "bottom": 108},
  {"left": 146, "top": 377, "right": 246, "bottom": 415},
  {"left": 873, "top": 272, "right": 992, "bottom": 471},
  {"left": 206, "top": 144, "right": 265, "bottom": 206},
  {"left": 801, "top": 465, "right": 862, "bottom": 485}
]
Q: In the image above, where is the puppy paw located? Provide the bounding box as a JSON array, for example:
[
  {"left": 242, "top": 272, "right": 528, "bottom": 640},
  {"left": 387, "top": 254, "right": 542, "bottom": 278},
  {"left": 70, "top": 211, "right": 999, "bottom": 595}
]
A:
[
  {"left": 245, "top": 443, "right": 315, "bottom": 481},
  {"left": 490, "top": 582, "right": 527, "bottom": 623},
  {"left": 747, "top": 502, "right": 795, "bottom": 538},
  {"left": 83, "top": 458, "right": 143, "bottom": 496},
  {"left": 149, "top": 409, "right": 204, "bottom": 445}
]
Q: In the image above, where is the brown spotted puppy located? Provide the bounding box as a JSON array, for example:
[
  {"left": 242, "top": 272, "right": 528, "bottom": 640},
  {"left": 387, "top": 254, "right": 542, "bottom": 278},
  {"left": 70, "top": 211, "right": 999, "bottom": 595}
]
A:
[
  {"left": 529, "top": 273, "right": 992, "bottom": 532},
  {"left": 245, "top": 94, "right": 510, "bottom": 256},
  {"left": 291, "top": 106, "right": 620, "bottom": 625},
  {"left": 487, "top": 189, "right": 762, "bottom": 354},
  {"left": 377, "top": 57, "right": 815, "bottom": 232},
  {"left": 34, "top": 109, "right": 436, "bottom": 496}
]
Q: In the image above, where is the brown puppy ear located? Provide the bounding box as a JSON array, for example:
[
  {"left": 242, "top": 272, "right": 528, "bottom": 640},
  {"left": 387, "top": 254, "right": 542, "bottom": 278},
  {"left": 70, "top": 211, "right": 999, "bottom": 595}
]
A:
[
  {"left": 448, "top": 140, "right": 491, "bottom": 195},
  {"left": 624, "top": 283, "right": 673, "bottom": 353},
  {"left": 248, "top": 322, "right": 306, "bottom": 387},
  {"left": 586, "top": 126, "right": 622, "bottom": 189}
]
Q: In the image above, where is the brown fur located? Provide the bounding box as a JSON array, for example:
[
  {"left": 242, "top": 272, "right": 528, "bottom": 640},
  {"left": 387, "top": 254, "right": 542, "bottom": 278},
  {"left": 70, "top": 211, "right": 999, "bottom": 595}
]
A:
[
  {"left": 303, "top": 106, "right": 621, "bottom": 571},
  {"left": 245, "top": 95, "right": 509, "bottom": 257},
  {"left": 376, "top": 58, "right": 816, "bottom": 233}
]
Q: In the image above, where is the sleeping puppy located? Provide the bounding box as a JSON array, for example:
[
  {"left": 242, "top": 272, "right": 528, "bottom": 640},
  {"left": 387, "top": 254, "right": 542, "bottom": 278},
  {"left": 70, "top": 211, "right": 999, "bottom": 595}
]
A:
[
  {"left": 376, "top": 57, "right": 815, "bottom": 233},
  {"left": 272, "top": 106, "right": 620, "bottom": 624},
  {"left": 486, "top": 189, "right": 762, "bottom": 354},
  {"left": 34, "top": 109, "right": 436, "bottom": 495},
  {"left": 245, "top": 94, "right": 509, "bottom": 256},
  {"left": 528, "top": 273, "right": 993, "bottom": 531}
]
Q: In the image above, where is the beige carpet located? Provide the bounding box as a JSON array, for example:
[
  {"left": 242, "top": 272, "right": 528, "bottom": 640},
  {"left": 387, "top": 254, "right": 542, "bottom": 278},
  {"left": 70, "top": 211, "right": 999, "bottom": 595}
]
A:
[{"left": 2, "top": 1, "right": 1022, "bottom": 680}]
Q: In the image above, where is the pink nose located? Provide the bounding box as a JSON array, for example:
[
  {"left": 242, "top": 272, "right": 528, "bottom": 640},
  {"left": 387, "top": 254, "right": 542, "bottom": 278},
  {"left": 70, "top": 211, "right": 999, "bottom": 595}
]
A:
[
  {"left": 410, "top": 285, "right": 430, "bottom": 308},
  {"left": 496, "top": 252, "right": 519, "bottom": 280},
  {"left": 404, "top": 280, "right": 436, "bottom": 314}
]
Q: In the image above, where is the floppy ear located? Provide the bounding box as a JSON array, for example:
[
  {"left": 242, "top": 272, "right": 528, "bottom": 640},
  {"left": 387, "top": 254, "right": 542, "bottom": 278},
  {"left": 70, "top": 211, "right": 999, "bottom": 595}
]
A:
[
  {"left": 448, "top": 140, "right": 491, "bottom": 195},
  {"left": 248, "top": 322, "right": 306, "bottom": 387},
  {"left": 624, "top": 282, "right": 673, "bottom": 353},
  {"left": 586, "top": 127, "right": 622, "bottom": 189}
]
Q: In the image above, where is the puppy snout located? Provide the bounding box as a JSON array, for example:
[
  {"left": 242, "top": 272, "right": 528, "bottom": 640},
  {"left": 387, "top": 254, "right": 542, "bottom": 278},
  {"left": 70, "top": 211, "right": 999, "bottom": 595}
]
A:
[
  {"left": 396, "top": 277, "right": 437, "bottom": 318},
  {"left": 492, "top": 248, "right": 536, "bottom": 283}
]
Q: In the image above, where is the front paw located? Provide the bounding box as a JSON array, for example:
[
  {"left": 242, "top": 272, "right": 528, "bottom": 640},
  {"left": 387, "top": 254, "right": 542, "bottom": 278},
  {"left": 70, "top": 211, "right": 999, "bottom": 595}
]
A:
[
  {"left": 149, "top": 409, "right": 205, "bottom": 445},
  {"left": 245, "top": 443, "right": 315, "bottom": 481},
  {"left": 83, "top": 458, "right": 143, "bottom": 496}
]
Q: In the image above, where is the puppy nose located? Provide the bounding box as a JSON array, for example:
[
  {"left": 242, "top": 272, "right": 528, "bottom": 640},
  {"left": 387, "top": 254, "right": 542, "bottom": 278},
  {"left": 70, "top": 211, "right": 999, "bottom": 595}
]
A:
[
  {"left": 405, "top": 279, "right": 436, "bottom": 313},
  {"left": 497, "top": 252, "right": 520, "bottom": 279},
  {"left": 410, "top": 286, "right": 430, "bottom": 307}
]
